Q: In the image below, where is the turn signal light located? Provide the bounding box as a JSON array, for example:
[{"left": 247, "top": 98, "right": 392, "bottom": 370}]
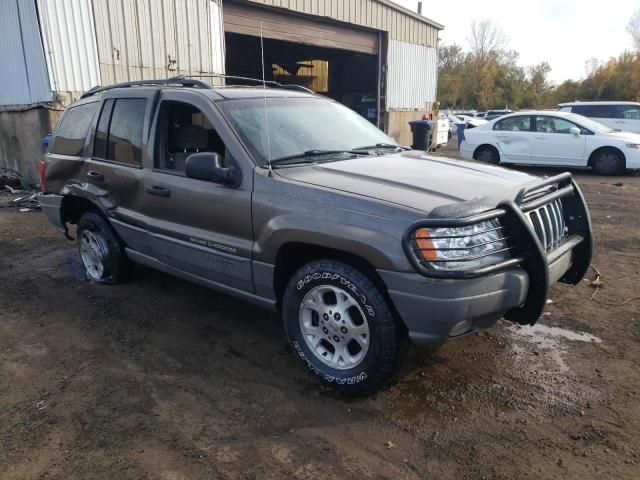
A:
[{"left": 414, "top": 228, "right": 438, "bottom": 260}]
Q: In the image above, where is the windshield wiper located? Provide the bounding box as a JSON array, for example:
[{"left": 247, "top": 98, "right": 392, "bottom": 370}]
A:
[
  {"left": 270, "top": 149, "right": 367, "bottom": 166},
  {"left": 352, "top": 143, "right": 410, "bottom": 152}
]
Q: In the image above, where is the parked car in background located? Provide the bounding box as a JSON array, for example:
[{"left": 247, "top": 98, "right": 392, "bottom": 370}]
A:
[
  {"left": 450, "top": 114, "right": 488, "bottom": 130},
  {"left": 558, "top": 101, "right": 640, "bottom": 134},
  {"left": 38, "top": 78, "right": 593, "bottom": 394},
  {"left": 485, "top": 109, "right": 514, "bottom": 121},
  {"left": 464, "top": 116, "right": 489, "bottom": 129},
  {"left": 460, "top": 111, "right": 640, "bottom": 175},
  {"left": 475, "top": 112, "right": 488, "bottom": 119}
]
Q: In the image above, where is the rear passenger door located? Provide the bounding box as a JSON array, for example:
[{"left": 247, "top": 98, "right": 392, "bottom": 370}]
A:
[
  {"left": 492, "top": 115, "right": 533, "bottom": 163},
  {"left": 85, "top": 90, "right": 156, "bottom": 253},
  {"left": 139, "top": 91, "right": 255, "bottom": 293}
]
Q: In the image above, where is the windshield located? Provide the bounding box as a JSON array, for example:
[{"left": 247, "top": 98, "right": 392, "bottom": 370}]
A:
[
  {"left": 565, "top": 113, "right": 615, "bottom": 133},
  {"left": 218, "top": 96, "right": 399, "bottom": 166}
]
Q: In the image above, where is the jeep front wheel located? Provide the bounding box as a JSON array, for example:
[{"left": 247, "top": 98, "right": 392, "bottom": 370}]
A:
[{"left": 282, "top": 259, "right": 406, "bottom": 395}]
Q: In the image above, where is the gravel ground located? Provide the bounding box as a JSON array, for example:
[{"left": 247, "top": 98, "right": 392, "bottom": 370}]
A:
[{"left": 1, "top": 153, "right": 639, "bottom": 479}]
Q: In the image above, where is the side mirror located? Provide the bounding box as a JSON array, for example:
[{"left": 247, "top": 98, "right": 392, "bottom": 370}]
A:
[
  {"left": 185, "top": 152, "right": 231, "bottom": 183},
  {"left": 570, "top": 127, "right": 581, "bottom": 136}
]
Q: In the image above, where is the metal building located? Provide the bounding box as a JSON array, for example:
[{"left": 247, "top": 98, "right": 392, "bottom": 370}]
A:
[
  {"left": 1, "top": 0, "right": 443, "bottom": 178},
  {"left": 223, "top": 0, "right": 443, "bottom": 143}
]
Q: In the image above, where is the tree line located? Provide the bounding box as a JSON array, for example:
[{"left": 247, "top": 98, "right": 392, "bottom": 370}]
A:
[{"left": 438, "top": 17, "right": 640, "bottom": 111}]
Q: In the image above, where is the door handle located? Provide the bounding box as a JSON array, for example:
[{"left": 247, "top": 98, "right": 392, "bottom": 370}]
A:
[
  {"left": 146, "top": 185, "right": 171, "bottom": 197},
  {"left": 87, "top": 171, "right": 104, "bottom": 182},
  {"left": 534, "top": 136, "right": 546, "bottom": 140}
]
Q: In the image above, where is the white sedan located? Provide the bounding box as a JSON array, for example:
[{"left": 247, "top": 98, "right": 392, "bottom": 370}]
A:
[{"left": 460, "top": 111, "right": 640, "bottom": 175}]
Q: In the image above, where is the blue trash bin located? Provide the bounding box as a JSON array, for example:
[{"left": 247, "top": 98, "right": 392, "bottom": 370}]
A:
[{"left": 456, "top": 123, "right": 466, "bottom": 149}]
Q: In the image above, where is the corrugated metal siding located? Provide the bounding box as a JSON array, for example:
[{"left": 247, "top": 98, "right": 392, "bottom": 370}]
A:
[
  {"left": 0, "top": 0, "right": 52, "bottom": 106},
  {"left": 386, "top": 39, "right": 436, "bottom": 110},
  {"left": 239, "top": 0, "right": 441, "bottom": 45},
  {"left": 37, "top": 0, "right": 101, "bottom": 93},
  {"left": 92, "top": 0, "right": 225, "bottom": 85}
]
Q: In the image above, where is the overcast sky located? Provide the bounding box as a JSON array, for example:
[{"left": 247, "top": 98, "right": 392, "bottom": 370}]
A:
[{"left": 392, "top": 0, "right": 637, "bottom": 83}]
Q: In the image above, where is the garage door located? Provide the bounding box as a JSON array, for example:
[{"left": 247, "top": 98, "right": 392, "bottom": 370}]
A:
[{"left": 223, "top": 2, "right": 379, "bottom": 55}]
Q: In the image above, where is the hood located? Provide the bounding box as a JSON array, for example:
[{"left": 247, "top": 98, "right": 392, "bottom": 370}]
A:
[{"left": 275, "top": 151, "right": 538, "bottom": 213}]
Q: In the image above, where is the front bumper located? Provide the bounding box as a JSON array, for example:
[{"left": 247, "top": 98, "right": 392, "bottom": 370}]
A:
[
  {"left": 379, "top": 267, "right": 529, "bottom": 345},
  {"left": 388, "top": 173, "right": 593, "bottom": 345},
  {"left": 37, "top": 193, "right": 65, "bottom": 233},
  {"left": 625, "top": 148, "right": 640, "bottom": 169}
]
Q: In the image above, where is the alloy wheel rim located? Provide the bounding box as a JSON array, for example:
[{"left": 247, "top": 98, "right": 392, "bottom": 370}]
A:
[
  {"left": 79, "top": 230, "right": 108, "bottom": 280},
  {"left": 298, "top": 285, "right": 370, "bottom": 370}
]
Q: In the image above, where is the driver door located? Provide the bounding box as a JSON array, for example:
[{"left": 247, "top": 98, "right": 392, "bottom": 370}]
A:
[
  {"left": 531, "top": 116, "right": 586, "bottom": 166},
  {"left": 140, "top": 91, "right": 255, "bottom": 293}
]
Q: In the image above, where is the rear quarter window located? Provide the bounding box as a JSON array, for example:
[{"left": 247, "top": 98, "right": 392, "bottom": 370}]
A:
[{"left": 49, "top": 103, "right": 98, "bottom": 156}]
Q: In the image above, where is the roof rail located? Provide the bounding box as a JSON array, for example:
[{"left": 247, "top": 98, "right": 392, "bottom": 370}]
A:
[
  {"left": 80, "top": 76, "right": 211, "bottom": 98},
  {"left": 185, "top": 73, "right": 281, "bottom": 87},
  {"left": 278, "top": 84, "right": 315, "bottom": 94},
  {"left": 80, "top": 74, "right": 316, "bottom": 98},
  {"left": 186, "top": 74, "right": 315, "bottom": 93}
]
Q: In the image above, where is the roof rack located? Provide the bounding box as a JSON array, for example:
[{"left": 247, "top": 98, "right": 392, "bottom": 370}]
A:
[{"left": 80, "top": 74, "right": 315, "bottom": 99}]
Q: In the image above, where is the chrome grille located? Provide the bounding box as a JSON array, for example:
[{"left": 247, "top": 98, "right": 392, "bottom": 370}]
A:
[{"left": 526, "top": 199, "right": 566, "bottom": 251}]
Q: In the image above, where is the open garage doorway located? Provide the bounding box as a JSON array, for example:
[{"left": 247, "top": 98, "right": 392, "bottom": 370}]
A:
[{"left": 225, "top": 33, "right": 380, "bottom": 125}]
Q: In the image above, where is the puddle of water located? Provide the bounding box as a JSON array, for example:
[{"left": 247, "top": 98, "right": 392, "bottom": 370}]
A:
[
  {"left": 511, "top": 323, "right": 602, "bottom": 345},
  {"left": 509, "top": 323, "right": 602, "bottom": 374}
]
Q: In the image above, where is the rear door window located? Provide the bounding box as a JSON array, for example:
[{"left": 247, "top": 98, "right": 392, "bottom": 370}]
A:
[
  {"left": 494, "top": 116, "right": 531, "bottom": 131},
  {"left": 93, "top": 98, "right": 147, "bottom": 166},
  {"left": 49, "top": 103, "right": 98, "bottom": 156}
]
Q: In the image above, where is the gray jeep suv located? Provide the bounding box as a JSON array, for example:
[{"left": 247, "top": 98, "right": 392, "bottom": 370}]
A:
[{"left": 38, "top": 77, "right": 593, "bottom": 394}]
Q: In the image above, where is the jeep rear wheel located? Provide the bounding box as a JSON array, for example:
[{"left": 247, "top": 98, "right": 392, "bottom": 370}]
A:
[
  {"left": 282, "top": 259, "right": 407, "bottom": 395},
  {"left": 77, "top": 212, "right": 130, "bottom": 284}
]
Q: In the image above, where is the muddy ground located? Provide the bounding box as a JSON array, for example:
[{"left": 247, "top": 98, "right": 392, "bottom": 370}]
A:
[{"left": 1, "top": 158, "right": 639, "bottom": 479}]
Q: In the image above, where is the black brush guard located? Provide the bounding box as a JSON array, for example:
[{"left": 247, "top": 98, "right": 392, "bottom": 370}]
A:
[{"left": 403, "top": 172, "right": 593, "bottom": 325}]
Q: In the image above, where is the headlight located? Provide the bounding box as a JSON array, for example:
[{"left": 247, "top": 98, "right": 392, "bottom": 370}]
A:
[
  {"left": 411, "top": 219, "right": 510, "bottom": 271},
  {"left": 626, "top": 144, "right": 640, "bottom": 149}
]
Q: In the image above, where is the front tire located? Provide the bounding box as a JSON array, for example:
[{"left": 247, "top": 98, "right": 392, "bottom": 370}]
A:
[
  {"left": 475, "top": 145, "right": 500, "bottom": 164},
  {"left": 77, "top": 212, "right": 130, "bottom": 284},
  {"left": 282, "top": 259, "right": 407, "bottom": 395},
  {"left": 592, "top": 148, "right": 625, "bottom": 175}
]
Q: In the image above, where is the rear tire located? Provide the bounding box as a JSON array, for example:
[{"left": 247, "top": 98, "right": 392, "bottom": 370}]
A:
[
  {"left": 77, "top": 212, "right": 130, "bottom": 284},
  {"left": 592, "top": 148, "right": 625, "bottom": 175},
  {"left": 282, "top": 259, "right": 407, "bottom": 395},
  {"left": 474, "top": 145, "right": 500, "bottom": 164}
]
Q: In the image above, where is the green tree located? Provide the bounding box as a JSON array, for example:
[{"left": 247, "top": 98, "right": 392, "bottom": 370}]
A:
[{"left": 437, "top": 19, "right": 640, "bottom": 111}]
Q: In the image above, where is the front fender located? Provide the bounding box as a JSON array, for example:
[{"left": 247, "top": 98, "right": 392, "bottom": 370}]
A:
[{"left": 254, "top": 213, "right": 411, "bottom": 272}]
